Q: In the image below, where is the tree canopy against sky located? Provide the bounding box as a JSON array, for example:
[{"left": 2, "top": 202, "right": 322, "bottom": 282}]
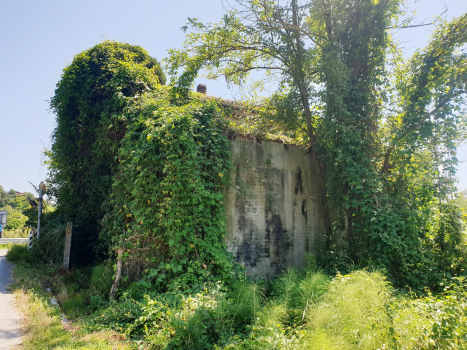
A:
[
  {"left": 0, "top": 186, "right": 35, "bottom": 230},
  {"left": 168, "top": 0, "right": 467, "bottom": 287},
  {"left": 47, "top": 41, "right": 238, "bottom": 288}
]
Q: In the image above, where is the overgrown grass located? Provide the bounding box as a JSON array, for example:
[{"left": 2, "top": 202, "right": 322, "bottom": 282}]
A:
[
  {"left": 7, "top": 246, "right": 467, "bottom": 349},
  {"left": 0, "top": 243, "right": 14, "bottom": 250},
  {"left": 8, "top": 246, "right": 136, "bottom": 349},
  {"left": 14, "top": 288, "right": 135, "bottom": 349},
  {"left": 6, "top": 244, "right": 34, "bottom": 263}
]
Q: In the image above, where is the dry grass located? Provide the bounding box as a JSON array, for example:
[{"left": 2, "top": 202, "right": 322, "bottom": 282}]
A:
[
  {"left": 10, "top": 263, "right": 136, "bottom": 350},
  {"left": 12, "top": 289, "right": 136, "bottom": 349}
]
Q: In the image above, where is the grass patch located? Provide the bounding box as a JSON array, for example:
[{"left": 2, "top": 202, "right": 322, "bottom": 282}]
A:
[
  {"left": 0, "top": 243, "right": 14, "bottom": 250},
  {"left": 14, "top": 290, "right": 134, "bottom": 349},
  {"left": 7, "top": 248, "right": 467, "bottom": 349},
  {"left": 6, "top": 244, "right": 34, "bottom": 264},
  {"left": 8, "top": 252, "right": 136, "bottom": 349}
]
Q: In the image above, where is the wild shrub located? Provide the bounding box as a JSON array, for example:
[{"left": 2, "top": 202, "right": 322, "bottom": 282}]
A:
[
  {"left": 102, "top": 94, "right": 240, "bottom": 291},
  {"left": 140, "top": 284, "right": 229, "bottom": 349},
  {"left": 61, "top": 294, "right": 87, "bottom": 319},
  {"left": 48, "top": 41, "right": 165, "bottom": 265},
  {"left": 387, "top": 278, "right": 467, "bottom": 349},
  {"left": 6, "top": 244, "right": 34, "bottom": 264},
  {"left": 29, "top": 218, "right": 66, "bottom": 264},
  {"left": 223, "top": 281, "right": 266, "bottom": 335},
  {"left": 269, "top": 267, "right": 330, "bottom": 325},
  {"left": 90, "top": 263, "right": 114, "bottom": 298},
  {"left": 90, "top": 298, "right": 144, "bottom": 334},
  {"left": 305, "top": 270, "right": 392, "bottom": 350}
]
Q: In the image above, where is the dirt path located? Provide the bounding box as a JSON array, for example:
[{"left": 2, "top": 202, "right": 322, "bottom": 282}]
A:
[{"left": 0, "top": 250, "right": 22, "bottom": 349}]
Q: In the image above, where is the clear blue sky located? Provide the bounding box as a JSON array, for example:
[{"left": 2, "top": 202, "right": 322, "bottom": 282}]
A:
[{"left": 0, "top": 0, "right": 466, "bottom": 196}]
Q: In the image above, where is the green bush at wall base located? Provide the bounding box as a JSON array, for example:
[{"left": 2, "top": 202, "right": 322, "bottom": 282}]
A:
[{"left": 6, "top": 245, "right": 34, "bottom": 264}]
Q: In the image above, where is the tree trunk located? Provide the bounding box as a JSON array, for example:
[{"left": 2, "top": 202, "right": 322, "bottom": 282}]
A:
[
  {"left": 109, "top": 247, "right": 124, "bottom": 300},
  {"left": 291, "top": 0, "right": 331, "bottom": 236}
]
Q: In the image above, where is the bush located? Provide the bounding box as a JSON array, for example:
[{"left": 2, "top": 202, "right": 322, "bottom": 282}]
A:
[
  {"left": 269, "top": 267, "right": 330, "bottom": 325},
  {"left": 30, "top": 218, "right": 66, "bottom": 265},
  {"left": 61, "top": 294, "right": 87, "bottom": 319},
  {"left": 305, "top": 270, "right": 392, "bottom": 349},
  {"left": 90, "top": 262, "right": 114, "bottom": 298},
  {"left": 6, "top": 244, "right": 34, "bottom": 264},
  {"left": 134, "top": 283, "right": 229, "bottom": 349},
  {"left": 90, "top": 298, "right": 144, "bottom": 335}
]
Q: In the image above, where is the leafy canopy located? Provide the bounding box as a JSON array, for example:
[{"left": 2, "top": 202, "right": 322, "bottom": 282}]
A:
[
  {"left": 48, "top": 41, "right": 166, "bottom": 263},
  {"left": 167, "top": 0, "right": 467, "bottom": 288}
]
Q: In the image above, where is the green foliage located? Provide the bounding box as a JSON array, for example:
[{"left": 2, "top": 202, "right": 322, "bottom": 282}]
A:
[
  {"left": 2, "top": 207, "right": 26, "bottom": 230},
  {"left": 90, "top": 298, "right": 144, "bottom": 334},
  {"left": 30, "top": 218, "right": 66, "bottom": 264},
  {"left": 48, "top": 40, "right": 166, "bottom": 264},
  {"left": 137, "top": 284, "right": 229, "bottom": 349},
  {"left": 0, "top": 186, "right": 34, "bottom": 208},
  {"left": 9, "top": 252, "right": 467, "bottom": 349},
  {"left": 305, "top": 271, "right": 392, "bottom": 349},
  {"left": 455, "top": 190, "right": 467, "bottom": 226},
  {"left": 268, "top": 267, "right": 330, "bottom": 326},
  {"left": 90, "top": 263, "right": 114, "bottom": 298},
  {"left": 102, "top": 92, "right": 239, "bottom": 291},
  {"left": 6, "top": 244, "right": 35, "bottom": 264},
  {"left": 0, "top": 185, "right": 35, "bottom": 230},
  {"left": 2, "top": 227, "right": 30, "bottom": 238},
  {"left": 168, "top": 0, "right": 467, "bottom": 289},
  {"left": 22, "top": 201, "right": 55, "bottom": 229},
  {"left": 225, "top": 281, "right": 265, "bottom": 331},
  {"left": 61, "top": 294, "right": 87, "bottom": 318}
]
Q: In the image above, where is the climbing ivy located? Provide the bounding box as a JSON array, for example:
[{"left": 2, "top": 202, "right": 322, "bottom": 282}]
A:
[
  {"left": 48, "top": 41, "right": 165, "bottom": 263},
  {"left": 102, "top": 90, "right": 239, "bottom": 291},
  {"left": 47, "top": 40, "right": 241, "bottom": 291},
  {"left": 167, "top": 1, "right": 467, "bottom": 289}
]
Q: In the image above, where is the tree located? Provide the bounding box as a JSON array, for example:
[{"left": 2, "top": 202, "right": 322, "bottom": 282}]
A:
[
  {"left": 0, "top": 186, "right": 36, "bottom": 230},
  {"left": 48, "top": 41, "right": 165, "bottom": 262},
  {"left": 167, "top": 0, "right": 467, "bottom": 287}
]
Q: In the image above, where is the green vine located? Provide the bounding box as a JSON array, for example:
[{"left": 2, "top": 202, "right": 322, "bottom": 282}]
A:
[
  {"left": 102, "top": 91, "right": 240, "bottom": 291},
  {"left": 47, "top": 41, "right": 165, "bottom": 263}
]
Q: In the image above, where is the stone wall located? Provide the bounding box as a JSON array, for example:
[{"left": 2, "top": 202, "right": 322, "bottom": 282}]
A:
[{"left": 224, "top": 137, "right": 326, "bottom": 280}]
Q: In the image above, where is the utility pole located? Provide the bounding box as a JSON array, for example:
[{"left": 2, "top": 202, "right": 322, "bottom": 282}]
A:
[{"left": 37, "top": 181, "right": 46, "bottom": 240}]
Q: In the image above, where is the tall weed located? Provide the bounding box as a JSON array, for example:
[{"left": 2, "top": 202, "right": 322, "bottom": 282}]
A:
[
  {"left": 305, "top": 270, "right": 392, "bottom": 350},
  {"left": 269, "top": 268, "right": 330, "bottom": 325},
  {"left": 90, "top": 262, "right": 114, "bottom": 298},
  {"left": 6, "top": 244, "right": 34, "bottom": 264}
]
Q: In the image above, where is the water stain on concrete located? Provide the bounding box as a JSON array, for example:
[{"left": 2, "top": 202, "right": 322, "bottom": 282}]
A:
[{"left": 224, "top": 139, "right": 325, "bottom": 280}]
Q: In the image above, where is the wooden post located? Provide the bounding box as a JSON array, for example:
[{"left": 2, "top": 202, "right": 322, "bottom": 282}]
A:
[{"left": 63, "top": 222, "right": 72, "bottom": 270}]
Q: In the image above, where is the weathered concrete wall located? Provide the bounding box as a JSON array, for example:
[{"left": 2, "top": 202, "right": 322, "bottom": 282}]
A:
[{"left": 224, "top": 137, "right": 325, "bottom": 280}]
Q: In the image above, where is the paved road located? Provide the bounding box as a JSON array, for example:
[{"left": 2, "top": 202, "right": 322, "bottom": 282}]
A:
[{"left": 0, "top": 250, "right": 22, "bottom": 349}]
